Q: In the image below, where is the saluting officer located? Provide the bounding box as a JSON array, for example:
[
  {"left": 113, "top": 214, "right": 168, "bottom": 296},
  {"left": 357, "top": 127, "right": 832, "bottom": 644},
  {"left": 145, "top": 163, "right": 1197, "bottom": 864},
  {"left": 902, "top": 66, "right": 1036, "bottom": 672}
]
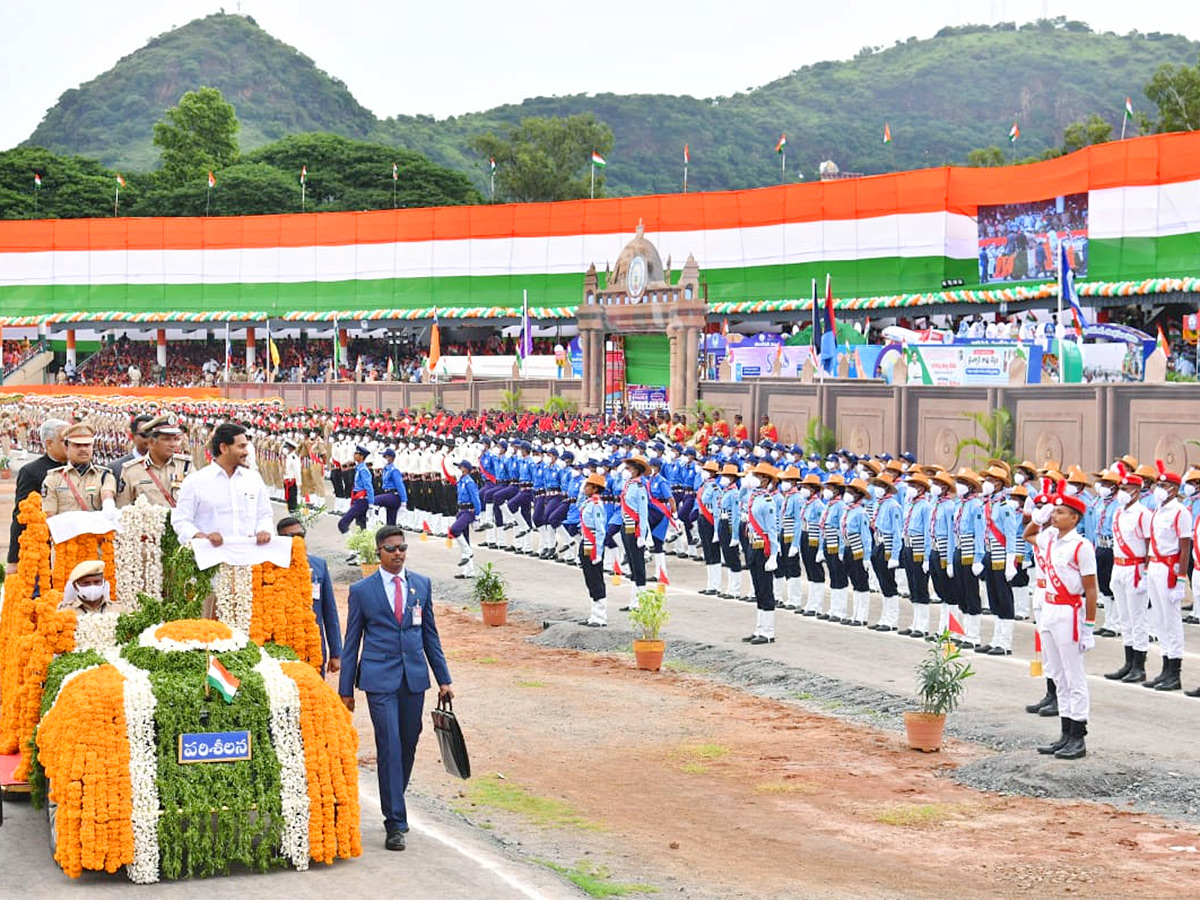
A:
[
  {"left": 117, "top": 413, "right": 190, "bottom": 509},
  {"left": 42, "top": 423, "right": 118, "bottom": 516}
]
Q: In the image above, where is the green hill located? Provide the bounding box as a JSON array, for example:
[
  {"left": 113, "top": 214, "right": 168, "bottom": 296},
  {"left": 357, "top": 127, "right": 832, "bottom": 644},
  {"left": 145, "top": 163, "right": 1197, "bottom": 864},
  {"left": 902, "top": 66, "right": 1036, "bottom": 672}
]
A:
[
  {"left": 25, "top": 13, "right": 376, "bottom": 171},
  {"left": 22, "top": 15, "right": 1200, "bottom": 195}
]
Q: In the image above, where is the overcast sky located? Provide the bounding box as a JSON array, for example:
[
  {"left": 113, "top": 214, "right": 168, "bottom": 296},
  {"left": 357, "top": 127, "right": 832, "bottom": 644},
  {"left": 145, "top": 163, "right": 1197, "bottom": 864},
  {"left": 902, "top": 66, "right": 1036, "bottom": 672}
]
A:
[{"left": 3, "top": 0, "right": 1199, "bottom": 153}]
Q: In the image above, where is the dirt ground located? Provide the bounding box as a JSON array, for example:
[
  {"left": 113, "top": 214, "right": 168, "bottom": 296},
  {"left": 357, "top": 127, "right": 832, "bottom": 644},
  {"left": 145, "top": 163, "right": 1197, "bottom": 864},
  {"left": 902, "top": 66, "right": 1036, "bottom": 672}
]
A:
[{"left": 347, "top": 599, "right": 1200, "bottom": 900}]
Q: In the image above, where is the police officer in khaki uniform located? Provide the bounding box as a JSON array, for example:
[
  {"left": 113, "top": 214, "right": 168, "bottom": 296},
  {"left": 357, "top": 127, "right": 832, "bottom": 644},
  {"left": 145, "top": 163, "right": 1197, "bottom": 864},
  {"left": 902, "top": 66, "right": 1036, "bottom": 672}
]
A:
[
  {"left": 117, "top": 413, "right": 191, "bottom": 509},
  {"left": 41, "top": 423, "right": 118, "bottom": 516},
  {"left": 57, "top": 559, "right": 120, "bottom": 614}
]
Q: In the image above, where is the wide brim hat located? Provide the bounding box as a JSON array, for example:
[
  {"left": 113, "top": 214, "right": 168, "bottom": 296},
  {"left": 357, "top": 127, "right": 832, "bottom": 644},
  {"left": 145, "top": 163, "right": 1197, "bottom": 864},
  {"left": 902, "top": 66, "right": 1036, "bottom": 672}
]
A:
[
  {"left": 800, "top": 473, "right": 823, "bottom": 488},
  {"left": 701, "top": 460, "right": 720, "bottom": 474},
  {"left": 583, "top": 472, "right": 607, "bottom": 490},
  {"left": 845, "top": 477, "right": 871, "bottom": 497},
  {"left": 931, "top": 472, "right": 956, "bottom": 492},
  {"left": 870, "top": 471, "right": 896, "bottom": 491},
  {"left": 719, "top": 462, "right": 742, "bottom": 478},
  {"left": 779, "top": 466, "right": 803, "bottom": 481},
  {"left": 981, "top": 465, "right": 1011, "bottom": 487},
  {"left": 625, "top": 456, "right": 651, "bottom": 474},
  {"left": 751, "top": 461, "right": 779, "bottom": 482},
  {"left": 905, "top": 473, "right": 931, "bottom": 492},
  {"left": 824, "top": 474, "right": 845, "bottom": 488},
  {"left": 954, "top": 467, "right": 982, "bottom": 491}
]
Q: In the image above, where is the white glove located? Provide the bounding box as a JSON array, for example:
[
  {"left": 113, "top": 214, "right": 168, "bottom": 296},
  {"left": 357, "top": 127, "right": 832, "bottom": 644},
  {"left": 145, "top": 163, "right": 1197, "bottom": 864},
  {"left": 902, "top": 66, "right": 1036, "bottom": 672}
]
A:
[
  {"left": 788, "top": 542, "right": 800, "bottom": 558},
  {"left": 947, "top": 562, "right": 955, "bottom": 578},
  {"left": 765, "top": 556, "right": 778, "bottom": 573},
  {"left": 921, "top": 559, "right": 930, "bottom": 574},
  {"left": 1080, "top": 626, "right": 1095, "bottom": 653},
  {"left": 971, "top": 561, "right": 984, "bottom": 577},
  {"left": 1033, "top": 505, "right": 1053, "bottom": 526},
  {"left": 636, "top": 536, "right": 647, "bottom": 549},
  {"left": 1005, "top": 561, "right": 1017, "bottom": 582},
  {"left": 887, "top": 557, "right": 900, "bottom": 570},
  {"left": 816, "top": 550, "right": 826, "bottom": 563},
  {"left": 400, "top": 503, "right": 407, "bottom": 511}
]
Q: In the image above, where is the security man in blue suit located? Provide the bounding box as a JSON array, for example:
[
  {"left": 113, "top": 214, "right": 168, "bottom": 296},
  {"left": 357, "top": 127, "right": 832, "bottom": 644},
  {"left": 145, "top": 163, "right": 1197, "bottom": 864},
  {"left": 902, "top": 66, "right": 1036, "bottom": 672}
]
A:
[
  {"left": 339, "top": 525, "right": 453, "bottom": 852},
  {"left": 277, "top": 515, "right": 342, "bottom": 677}
]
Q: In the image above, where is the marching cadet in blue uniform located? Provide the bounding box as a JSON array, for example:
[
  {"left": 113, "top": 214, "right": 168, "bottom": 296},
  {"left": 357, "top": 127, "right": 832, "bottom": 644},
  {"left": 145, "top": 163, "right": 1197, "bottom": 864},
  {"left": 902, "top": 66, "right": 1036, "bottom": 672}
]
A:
[
  {"left": 869, "top": 472, "right": 905, "bottom": 631},
  {"left": 777, "top": 467, "right": 805, "bottom": 610},
  {"left": 899, "top": 473, "right": 934, "bottom": 637},
  {"left": 475, "top": 438, "right": 498, "bottom": 532},
  {"left": 509, "top": 442, "right": 536, "bottom": 554},
  {"left": 841, "top": 479, "right": 874, "bottom": 626},
  {"left": 953, "top": 468, "right": 986, "bottom": 648},
  {"left": 579, "top": 473, "right": 612, "bottom": 626},
  {"left": 530, "top": 446, "right": 552, "bottom": 557},
  {"left": 976, "top": 464, "right": 1018, "bottom": 654},
  {"left": 618, "top": 456, "right": 652, "bottom": 610},
  {"left": 718, "top": 462, "right": 747, "bottom": 601},
  {"left": 550, "top": 451, "right": 582, "bottom": 562},
  {"left": 338, "top": 445, "right": 375, "bottom": 534},
  {"left": 374, "top": 448, "right": 409, "bottom": 527},
  {"left": 928, "top": 471, "right": 959, "bottom": 637},
  {"left": 742, "top": 462, "right": 782, "bottom": 644},
  {"left": 488, "top": 440, "right": 515, "bottom": 548},
  {"left": 673, "top": 447, "right": 699, "bottom": 559},
  {"left": 817, "top": 475, "right": 848, "bottom": 621},
  {"left": 695, "top": 460, "right": 724, "bottom": 596},
  {"left": 450, "top": 460, "right": 484, "bottom": 579},
  {"left": 602, "top": 458, "right": 626, "bottom": 579},
  {"left": 646, "top": 457, "right": 676, "bottom": 585},
  {"left": 799, "top": 473, "right": 828, "bottom": 615}
]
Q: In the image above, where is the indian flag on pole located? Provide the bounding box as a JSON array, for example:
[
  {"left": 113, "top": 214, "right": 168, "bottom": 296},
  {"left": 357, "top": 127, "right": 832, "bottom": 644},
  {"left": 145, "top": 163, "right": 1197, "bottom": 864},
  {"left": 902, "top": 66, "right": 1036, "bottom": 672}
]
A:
[
  {"left": 489, "top": 156, "right": 497, "bottom": 173},
  {"left": 116, "top": 174, "right": 126, "bottom": 187},
  {"left": 207, "top": 654, "right": 240, "bottom": 703},
  {"left": 883, "top": 123, "right": 892, "bottom": 144},
  {"left": 775, "top": 133, "right": 787, "bottom": 154},
  {"left": 392, "top": 163, "right": 398, "bottom": 182},
  {"left": 1125, "top": 96, "right": 1134, "bottom": 119},
  {"left": 683, "top": 143, "right": 690, "bottom": 164},
  {"left": 33, "top": 173, "right": 41, "bottom": 187},
  {"left": 300, "top": 165, "right": 307, "bottom": 185},
  {"left": 591, "top": 151, "right": 606, "bottom": 168},
  {"left": 1009, "top": 122, "right": 1020, "bottom": 144},
  {"left": 1157, "top": 324, "right": 1171, "bottom": 359},
  {"left": 208, "top": 171, "right": 216, "bottom": 188}
]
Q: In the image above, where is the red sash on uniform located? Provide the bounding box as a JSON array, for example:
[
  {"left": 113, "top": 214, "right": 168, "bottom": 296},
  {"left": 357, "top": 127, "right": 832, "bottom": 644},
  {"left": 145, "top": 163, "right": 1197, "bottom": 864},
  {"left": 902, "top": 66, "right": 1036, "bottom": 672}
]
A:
[
  {"left": 620, "top": 482, "right": 642, "bottom": 533},
  {"left": 1148, "top": 508, "right": 1182, "bottom": 588},
  {"left": 1042, "top": 539, "right": 1084, "bottom": 641},
  {"left": 1112, "top": 512, "right": 1143, "bottom": 587},
  {"left": 746, "top": 492, "right": 772, "bottom": 556},
  {"left": 697, "top": 489, "right": 715, "bottom": 525}
]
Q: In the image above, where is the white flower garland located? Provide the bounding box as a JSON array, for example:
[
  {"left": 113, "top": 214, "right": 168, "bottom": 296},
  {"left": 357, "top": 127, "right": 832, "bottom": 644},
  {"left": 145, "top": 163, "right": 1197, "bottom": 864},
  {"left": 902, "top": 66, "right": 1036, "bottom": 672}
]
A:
[
  {"left": 114, "top": 497, "right": 168, "bottom": 607},
  {"left": 136, "top": 621, "right": 249, "bottom": 654},
  {"left": 211, "top": 564, "right": 255, "bottom": 634},
  {"left": 73, "top": 610, "right": 122, "bottom": 653},
  {"left": 253, "top": 655, "right": 310, "bottom": 870},
  {"left": 106, "top": 650, "right": 160, "bottom": 885}
]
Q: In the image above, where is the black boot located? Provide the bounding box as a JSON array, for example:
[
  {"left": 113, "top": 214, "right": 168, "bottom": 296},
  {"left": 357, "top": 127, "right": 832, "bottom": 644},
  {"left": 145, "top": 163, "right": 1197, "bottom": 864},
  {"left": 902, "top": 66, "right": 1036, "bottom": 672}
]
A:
[
  {"left": 1038, "top": 686, "right": 1060, "bottom": 716},
  {"left": 1143, "top": 655, "right": 1170, "bottom": 688},
  {"left": 1025, "top": 678, "right": 1056, "bottom": 714},
  {"left": 1037, "top": 716, "right": 1071, "bottom": 755},
  {"left": 1054, "top": 719, "right": 1087, "bottom": 759},
  {"left": 1155, "top": 657, "right": 1182, "bottom": 691},
  {"left": 1122, "top": 649, "right": 1147, "bottom": 683},
  {"left": 1105, "top": 645, "right": 1134, "bottom": 680}
]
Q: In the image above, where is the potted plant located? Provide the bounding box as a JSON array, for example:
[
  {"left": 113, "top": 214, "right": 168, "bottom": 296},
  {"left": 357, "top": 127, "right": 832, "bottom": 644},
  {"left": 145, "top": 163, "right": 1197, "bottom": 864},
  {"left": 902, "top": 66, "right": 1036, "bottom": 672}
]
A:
[
  {"left": 345, "top": 525, "right": 380, "bottom": 577},
  {"left": 904, "top": 631, "right": 975, "bottom": 752},
  {"left": 472, "top": 562, "right": 508, "bottom": 626},
  {"left": 628, "top": 587, "right": 669, "bottom": 672},
  {"left": 0, "top": 455, "right": 11, "bottom": 481}
]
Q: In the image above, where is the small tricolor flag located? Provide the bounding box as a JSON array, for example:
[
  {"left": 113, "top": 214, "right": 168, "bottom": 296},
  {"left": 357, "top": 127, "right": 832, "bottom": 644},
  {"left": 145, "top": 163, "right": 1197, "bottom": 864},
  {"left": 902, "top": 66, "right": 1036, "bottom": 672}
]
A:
[
  {"left": 883, "top": 123, "right": 892, "bottom": 144},
  {"left": 1125, "top": 96, "right": 1134, "bottom": 119},
  {"left": 33, "top": 173, "right": 41, "bottom": 187},
  {"left": 489, "top": 156, "right": 496, "bottom": 173},
  {"left": 206, "top": 655, "right": 240, "bottom": 704},
  {"left": 1008, "top": 122, "right": 1020, "bottom": 144},
  {"left": 591, "top": 150, "right": 606, "bottom": 168},
  {"left": 1157, "top": 325, "right": 1171, "bottom": 359},
  {"left": 300, "top": 165, "right": 307, "bottom": 185},
  {"left": 775, "top": 133, "right": 787, "bottom": 154},
  {"left": 683, "top": 143, "right": 690, "bottom": 165},
  {"left": 115, "top": 174, "right": 126, "bottom": 187},
  {"left": 207, "top": 171, "right": 216, "bottom": 188},
  {"left": 392, "top": 163, "right": 398, "bottom": 182}
]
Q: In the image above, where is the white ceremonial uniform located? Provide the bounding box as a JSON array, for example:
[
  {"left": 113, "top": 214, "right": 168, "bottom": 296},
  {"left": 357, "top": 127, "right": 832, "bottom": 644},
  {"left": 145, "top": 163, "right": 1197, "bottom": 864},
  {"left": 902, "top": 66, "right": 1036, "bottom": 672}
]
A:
[
  {"left": 1111, "top": 500, "right": 1151, "bottom": 652},
  {"left": 1035, "top": 526, "right": 1097, "bottom": 722},
  {"left": 1147, "top": 498, "right": 1192, "bottom": 661}
]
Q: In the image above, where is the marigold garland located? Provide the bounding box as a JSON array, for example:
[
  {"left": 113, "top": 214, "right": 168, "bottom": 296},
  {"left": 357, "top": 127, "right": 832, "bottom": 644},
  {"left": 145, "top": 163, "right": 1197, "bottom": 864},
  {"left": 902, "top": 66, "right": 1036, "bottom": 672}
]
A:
[
  {"left": 280, "top": 660, "right": 362, "bottom": 863},
  {"left": 154, "top": 620, "right": 234, "bottom": 645},
  {"left": 37, "top": 663, "right": 135, "bottom": 878},
  {"left": 0, "top": 493, "right": 51, "bottom": 752},
  {"left": 250, "top": 538, "right": 322, "bottom": 668},
  {"left": 13, "top": 593, "right": 76, "bottom": 780}
]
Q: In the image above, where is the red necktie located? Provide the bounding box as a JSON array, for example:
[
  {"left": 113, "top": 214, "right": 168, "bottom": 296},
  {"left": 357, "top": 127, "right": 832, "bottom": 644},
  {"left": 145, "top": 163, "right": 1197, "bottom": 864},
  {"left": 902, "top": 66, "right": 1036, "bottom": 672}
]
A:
[{"left": 393, "top": 575, "right": 404, "bottom": 625}]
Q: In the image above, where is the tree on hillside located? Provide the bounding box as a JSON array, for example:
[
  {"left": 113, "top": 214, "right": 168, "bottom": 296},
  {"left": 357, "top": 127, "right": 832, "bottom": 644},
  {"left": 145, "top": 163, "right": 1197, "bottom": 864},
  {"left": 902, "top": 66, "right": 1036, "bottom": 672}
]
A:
[
  {"left": 1062, "top": 113, "right": 1113, "bottom": 152},
  {"left": 244, "top": 133, "right": 482, "bottom": 209},
  {"left": 1144, "top": 59, "right": 1200, "bottom": 132},
  {"left": 966, "top": 146, "right": 1007, "bottom": 167},
  {"left": 472, "top": 114, "right": 614, "bottom": 202},
  {"left": 134, "top": 162, "right": 297, "bottom": 216},
  {"left": 0, "top": 147, "right": 126, "bottom": 219},
  {"left": 153, "top": 87, "right": 239, "bottom": 184}
]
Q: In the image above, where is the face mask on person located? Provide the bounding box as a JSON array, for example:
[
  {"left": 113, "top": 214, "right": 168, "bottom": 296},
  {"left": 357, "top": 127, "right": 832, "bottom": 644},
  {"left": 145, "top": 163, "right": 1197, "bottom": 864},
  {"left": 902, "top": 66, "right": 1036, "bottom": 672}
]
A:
[
  {"left": 1154, "top": 485, "right": 1170, "bottom": 504},
  {"left": 1096, "top": 484, "right": 1113, "bottom": 498},
  {"left": 76, "top": 584, "right": 106, "bottom": 603},
  {"left": 955, "top": 482, "right": 970, "bottom": 498},
  {"left": 825, "top": 460, "right": 836, "bottom": 472},
  {"left": 799, "top": 487, "right": 812, "bottom": 499},
  {"left": 1186, "top": 483, "right": 1198, "bottom": 497},
  {"left": 839, "top": 461, "right": 851, "bottom": 473},
  {"left": 700, "top": 469, "right": 712, "bottom": 481},
  {"left": 780, "top": 480, "right": 793, "bottom": 492},
  {"left": 869, "top": 484, "right": 882, "bottom": 499},
  {"left": 930, "top": 484, "right": 943, "bottom": 498},
  {"left": 1013, "top": 473, "right": 1026, "bottom": 485},
  {"left": 744, "top": 474, "right": 759, "bottom": 490},
  {"left": 719, "top": 476, "right": 731, "bottom": 488},
  {"left": 821, "top": 488, "right": 834, "bottom": 501},
  {"left": 1004, "top": 497, "right": 1019, "bottom": 510},
  {"left": 980, "top": 481, "right": 995, "bottom": 496},
  {"left": 1065, "top": 483, "right": 1083, "bottom": 496},
  {"left": 1117, "top": 488, "right": 1133, "bottom": 506}
]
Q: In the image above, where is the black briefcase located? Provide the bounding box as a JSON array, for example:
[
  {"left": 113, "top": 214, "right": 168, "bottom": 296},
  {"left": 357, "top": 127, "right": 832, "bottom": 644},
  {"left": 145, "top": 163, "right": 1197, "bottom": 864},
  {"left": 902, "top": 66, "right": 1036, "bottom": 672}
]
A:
[{"left": 431, "top": 697, "right": 471, "bottom": 779}]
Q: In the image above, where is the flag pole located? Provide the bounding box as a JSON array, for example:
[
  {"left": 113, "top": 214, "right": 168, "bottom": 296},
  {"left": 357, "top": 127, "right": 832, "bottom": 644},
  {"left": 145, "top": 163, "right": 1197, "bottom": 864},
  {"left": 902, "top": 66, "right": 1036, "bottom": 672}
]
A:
[
  {"left": 224, "top": 321, "right": 231, "bottom": 383},
  {"left": 114, "top": 184, "right": 119, "bottom": 217},
  {"left": 266, "top": 318, "right": 273, "bottom": 383},
  {"left": 1120, "top": 111, "right": 1127, "bottom": 142},
  {"left": 781, "top": 149, "right": 786, "bottom": 184},
  {"left": 590, "top": 162, "right": 595, "bottom": 200},
  {"left": 683, "top": 161, "right": 688, "bottom": 194},
  {"left": 333, "top": 316, "right": 339, "bottom": 379},
  {"left": 206, "top": 184, "right": 212, "bottom": 217}
]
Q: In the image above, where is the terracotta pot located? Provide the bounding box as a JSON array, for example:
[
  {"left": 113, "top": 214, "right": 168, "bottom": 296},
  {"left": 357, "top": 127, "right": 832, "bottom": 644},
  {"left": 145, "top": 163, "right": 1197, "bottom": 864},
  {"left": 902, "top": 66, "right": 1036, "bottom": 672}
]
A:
[
  {"left": 0, "top": 468, "right": 12, "bottom": 481},
  {"left": 633, "top": 639, "right": 665, "bottom": 672},
  {"left": 903, "top": 711, "right": 947, "bottom": 752},
  {"left": 360, "top": 563, "right": 380, "bottom": 577},
  {"left": 481, "top": 601, "right": 508, "bottom": 627}
]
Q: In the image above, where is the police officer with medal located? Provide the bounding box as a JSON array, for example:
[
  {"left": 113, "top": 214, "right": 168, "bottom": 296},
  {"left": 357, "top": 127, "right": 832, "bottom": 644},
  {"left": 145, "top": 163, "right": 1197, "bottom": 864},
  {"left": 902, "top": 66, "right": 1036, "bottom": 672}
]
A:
[{"left": 117, "top": 413, "right": 190, "bottom": 509}]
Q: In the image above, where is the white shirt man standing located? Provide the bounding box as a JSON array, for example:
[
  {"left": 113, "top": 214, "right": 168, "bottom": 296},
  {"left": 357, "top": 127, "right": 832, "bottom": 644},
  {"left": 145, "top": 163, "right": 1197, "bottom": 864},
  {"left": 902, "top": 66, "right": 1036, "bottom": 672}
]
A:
[{"left": 172, "top": 422, "right": 274, "bottom": 547}]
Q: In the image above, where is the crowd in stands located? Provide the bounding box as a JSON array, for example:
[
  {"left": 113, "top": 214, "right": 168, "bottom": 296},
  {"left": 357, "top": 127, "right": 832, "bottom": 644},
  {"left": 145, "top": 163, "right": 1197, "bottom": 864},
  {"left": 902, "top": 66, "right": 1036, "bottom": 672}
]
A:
[{"left": 2, "top": 339, "right": 39, "bottom": 374}]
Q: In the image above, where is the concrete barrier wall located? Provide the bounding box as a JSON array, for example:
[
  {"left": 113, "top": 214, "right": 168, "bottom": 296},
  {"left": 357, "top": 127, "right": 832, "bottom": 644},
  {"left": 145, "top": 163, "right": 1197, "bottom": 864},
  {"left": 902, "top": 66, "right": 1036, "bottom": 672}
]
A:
[{"left": 225, "top": 379, "right": 581, "bottom": 414}]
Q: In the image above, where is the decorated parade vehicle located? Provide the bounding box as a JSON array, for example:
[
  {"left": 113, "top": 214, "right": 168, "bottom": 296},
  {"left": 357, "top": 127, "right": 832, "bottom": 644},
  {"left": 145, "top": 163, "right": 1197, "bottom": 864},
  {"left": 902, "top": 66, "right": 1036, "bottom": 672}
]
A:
[{"left": 0, "top": 494, "right": 360, "bottom": 882}]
